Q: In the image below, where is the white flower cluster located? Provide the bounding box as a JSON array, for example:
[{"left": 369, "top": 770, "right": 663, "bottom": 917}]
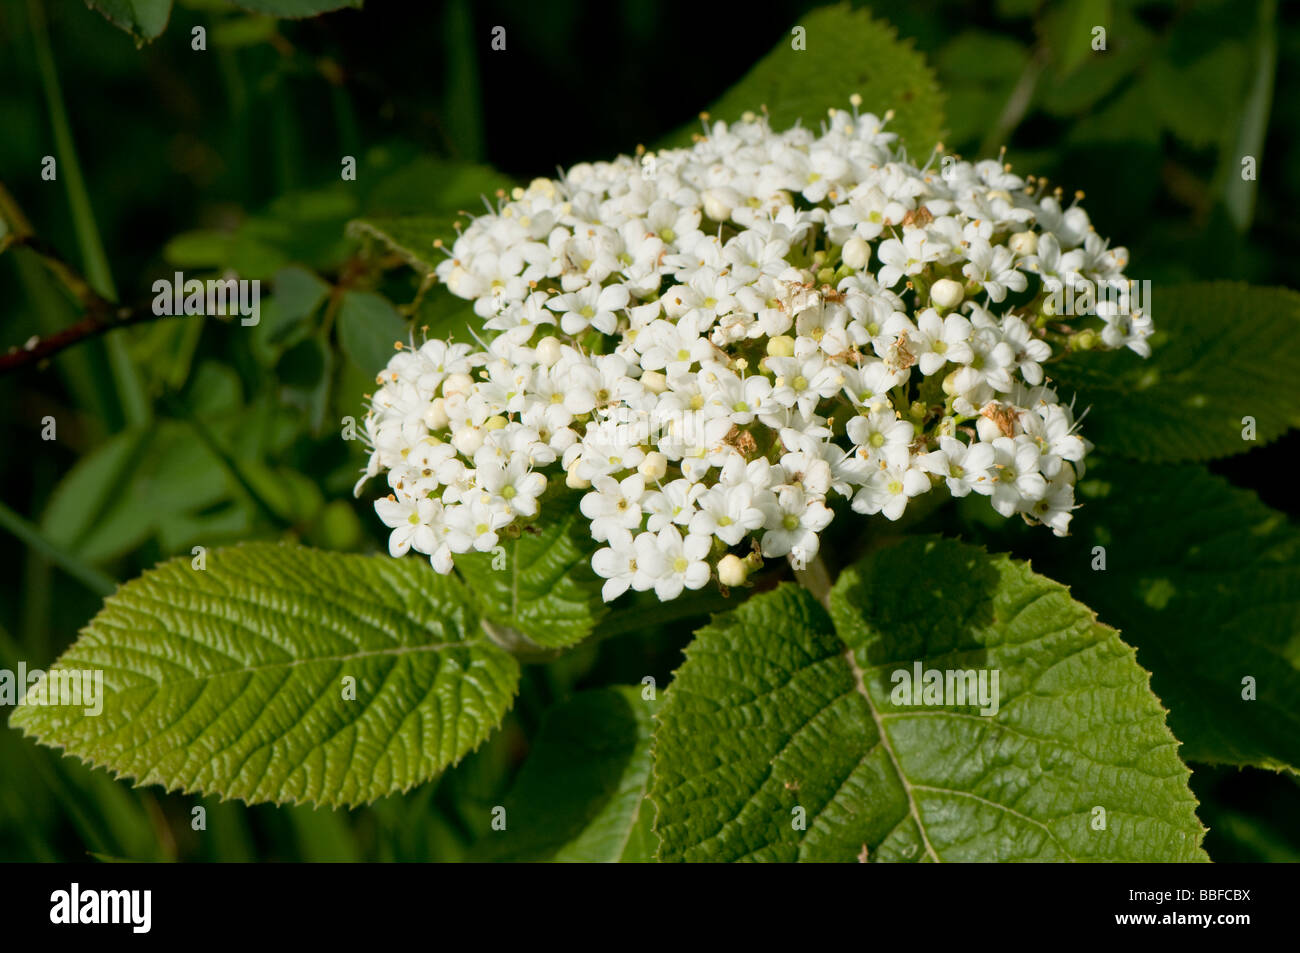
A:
[{"left": 356, "top": 100, "right": 1150, "bottom": 603}]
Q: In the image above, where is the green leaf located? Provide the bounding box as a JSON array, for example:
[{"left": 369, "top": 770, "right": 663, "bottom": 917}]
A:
[
  {"left": 40, "top": 428, "right": 151, "bottom": 560},
  {"left": 1141, "top": 45, "right": 1249, "bottom": 150},
  {"left": 651, "top": 538, "right": 1206, "bottom": 862},
  {"left": 1219, "top": 0, "right": 1276, "bottom": 232},
  {"left": 274, "top": 265, "right": 331, "bottom": 322},
  {"left": 229, "top": 0, "right": 363, "bottom": 17},
  {"left": 86, "top": 0, "right": 173, "bottom": 42},
  {"left": 1039, "top": 7, "right": 1153, "bottom": 116},
  {"left": 474, "top": 687, "right": 658, "bottom": 862},
  {"left": 455, "top": 491, "right": 609, "bottom": 651},
  {"left": 347, "top": 159, "right": 513, "bottom": 273},
  {"left": 1136, "top": 3, "right": 1252, "bottom": 151},
  {"left": 209, "top": 15, "right": 279, "bottom": 48},
  {"left": 1015, "top": 459, "right": 1300, "bottom": 774},
  {"left": 934, "top": 32, "right": 1030, "bottom": 150},
  {"left": 337, "top": 290, "right": 408, "bottom": 377},
  {"left": 347, "top": 217, "right": 444, "bottom": 275},
  {"left": 414, "top": 287, "right": 479, "bottom": 344},
  {"left": 1051, "top": 283, "right": 1300, "bottom": 462},
  {"left": 10, "top": 543, "right": 520, "bottom": 807},
  {"left": 1044, "top": 0, "right": 1111, "bottom": 77},
  {"left": 41, "top": 422, "right": 230, "bottom": 562},
  {"left": 661, "top": 3, "right": 944, "bottom": 156}
]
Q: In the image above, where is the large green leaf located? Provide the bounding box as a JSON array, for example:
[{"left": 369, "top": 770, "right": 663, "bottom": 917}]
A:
[
  {"left": 474, "top": 687, "right": 658, "bottom": 862},
  {"left": 455, "top": 490, "right": 609, "bottom": 650},
  {"left": 1016, "top": 459, "right": 1300, "bottom": 774},
  {"left": 9, "top": 543, "right": 519, "bottom": 807},
  {"left": 661, "top": 4, "right": 945, "bottom": 156},
  {"left": 1050, "top": 283, "right": 1300, "bottom": 462},
  {"left": 651, "top": 538, "right": 1206, "bottom": 862}
]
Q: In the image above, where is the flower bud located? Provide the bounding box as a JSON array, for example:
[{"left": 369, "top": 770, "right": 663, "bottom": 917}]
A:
[
  {"left": 930, "top": 278, "right": 964, "bottom": 310},
  {"left": 424, "top": 397, "right": 449, "bottom": 431},
  {"left": 641, "top": 370, "right": 668, "bottom": 394},
  {"left": 452, "top": 425, "right": 485, "bottom": 456},
  {"left": 444, "top": 265, "right": 469, "bottom": 296},
  {"left": 485, "top": 415, "right": 508, "bottom": 431},
  {"left": 443, "top": 372, "right": 474, "bottom": 399},
  {"left": 535, "top": 335, "right": 562, "bottom": 366},
  {"left": 565, "top": 464, "right": 590, "bottom": 490},
  {"left": 842, "top": 237, "right": 871, "bottom": 270},
  {"left": 1069, "top": 328, "right": 1099, "bottom": 351},
  {"left": 1009, "top": 231, "right": 1038, "bottom": 256},
  {"left": 639, "top": 451, "right": 668, "bottom": 481},
  {"left": 701, "top": 187, "right": 741, "bottom": 222},
  {"left": 766, "top": 335, "right": 796, "bottom": 358},
  {"left": 717, "top": 554, "right": 750, "bottom": 587},
  {"left": 975, "top": 416, "right": 1003, "bottom": 442}
]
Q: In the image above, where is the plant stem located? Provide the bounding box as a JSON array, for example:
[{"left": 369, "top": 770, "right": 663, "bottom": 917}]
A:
[
  {"left": 794, "top": 551, "right": 833, "bottom": 609},
  {"left": 28, "top": 0, "right": 149, "bottom": 427},
  {"left": 0, "top": 500, "right": 117, "bottom": 597}
]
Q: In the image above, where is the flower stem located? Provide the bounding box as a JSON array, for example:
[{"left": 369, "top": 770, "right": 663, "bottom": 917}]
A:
[{"left": 794, "top": 551, "right": 833, "bottom": 610}]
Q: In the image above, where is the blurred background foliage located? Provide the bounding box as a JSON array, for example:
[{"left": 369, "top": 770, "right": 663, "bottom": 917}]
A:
[{"left": 0, "top": 0, "right": 1296, "bottom": 861}]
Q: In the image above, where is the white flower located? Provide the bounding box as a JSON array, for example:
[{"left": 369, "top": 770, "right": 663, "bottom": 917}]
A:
[
  {"left": 917, "top": 436, "right": 995, "bottom": 497},
  {"left": 476, "top": 458, "right": 547, "bottom": 517},
  {"left": 1000, "top": 316, "right": 1052, "bottom": 386},
  {"left": 375, "top": 494, "right": 440, "bottom": 558},
  {"left": 962, "top": 238, "right": 1027, "bottom": 303},
  {"left": 592, "top": 528, "right": 638, "bottom": 602},
  {"left": 359, "top": 100, "right": 1147, "bottom": 602},
  {"left": 760, "top": 485, "right": 833, "bottom": 558},
  {"left": 767, "top": 350, "right": 846, "bottom": 417},
  {"left": 702, "top": 363, "right": 776, "bottom": 424},
  {"left": 910, "top": 309, "right": 973, "bottom": 376},
  {"left": 547, "top": 282, "right": 629, "bottom": 335},
  {"left": 851, "top": 447, "right": 929, "bottom": 519},
  {"left": 446, "top": 496, "right": 513, "bottom": 552},
  {"left": 876, "top": 229, "right": 931, "bottom": 288},
  {"left": 689, "top": 482, "right": 767, "bottom": 546},
  {"left": 989, "top": 436, "right": 1047, "bottom": 517},
  {"left": 846, "top": 409, "right": 914, "bottom": 459},
  {"left": 634, "top": 527, "right": 712, "bottom": 601},
  {"left": 1026, "top": 477, "right": 1076, "bottom": 536},
  {"left": 1026, "top": 232, "right": 1085, "bottom": 293},
  {"left": 580, "top": 473, "right": 646, "bottom": 542},
  {"left": 644, "top": 479, "right": 702, "bottom": 532}
]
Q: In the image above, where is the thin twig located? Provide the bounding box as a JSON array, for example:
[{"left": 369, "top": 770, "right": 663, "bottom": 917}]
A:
[
  {"left": 0, "top": 179, "right": 177, "bottom": 374},
  {"left": 0, "top": 290, "right": 176, "bottom": 374}
]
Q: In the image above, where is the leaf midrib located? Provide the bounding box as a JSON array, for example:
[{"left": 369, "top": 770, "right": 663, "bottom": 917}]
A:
[
  {"left": 841, "top": 645, "right": 942, "bottom": 863},
  {"left": 40, "top": 637, "right": 498, "bottom": 698}
]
